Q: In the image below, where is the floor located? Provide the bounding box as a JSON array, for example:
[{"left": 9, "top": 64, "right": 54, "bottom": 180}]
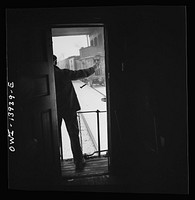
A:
[
  {"left": 61, "top": 156, "right": 110, "bottom": 185},
  {"left": 59, "top": 156, "right": 134, "bottom": 192}
]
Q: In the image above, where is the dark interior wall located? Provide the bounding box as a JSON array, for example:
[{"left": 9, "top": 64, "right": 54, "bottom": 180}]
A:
[
  {"left": 107, "top": 7, "right": 188, "bottom": 193},
  {"left": 7, "top": 6, "right": 188, "bottom": 193}
]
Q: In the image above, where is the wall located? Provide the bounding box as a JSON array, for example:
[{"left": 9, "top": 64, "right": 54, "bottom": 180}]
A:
[{"left": 107, "top": 6, "right": 188, "bottom": 193}]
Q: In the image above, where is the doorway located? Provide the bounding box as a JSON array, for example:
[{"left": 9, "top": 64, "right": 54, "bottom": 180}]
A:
[{"left": 51, "top": 25, "right": 110, "bottom": 180}]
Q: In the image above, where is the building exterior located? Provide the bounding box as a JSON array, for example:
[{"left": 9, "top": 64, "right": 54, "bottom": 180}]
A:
[
  {"left": 79, "top": 28, "right": 105, "bottom": 86},
  {"left": 67, "top": 56, "right": 81, "bottom": 70},
  {"left": 57, "top": 56, "right": 81, "bottom": 70},
  {"left": 57, "top": 58, "right": 69, "bottom": 69}
]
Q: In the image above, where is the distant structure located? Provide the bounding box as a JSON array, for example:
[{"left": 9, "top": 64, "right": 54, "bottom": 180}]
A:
[
  {"left": 57, "top": 55, "right": 81, "bottom": 70},
  {"left": 79, "top": 28, "right": 105, "bottom": 86},
  {"left": 57, "top": 58, "right": 69, "bottom": 69}
]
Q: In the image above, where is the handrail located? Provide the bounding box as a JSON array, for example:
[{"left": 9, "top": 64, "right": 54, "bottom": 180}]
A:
[
  {"left": 77, "top": 110, "right": 107, "bottom": 114},
  {"left": 84, "top": 150, "right": 108, "bottom": 158},
  {"left": 77, "top": 109, "right": 107, "bottom": 157}
]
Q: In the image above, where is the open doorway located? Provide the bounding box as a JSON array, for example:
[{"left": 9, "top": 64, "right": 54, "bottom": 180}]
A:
[{"left": 51, "top": 26, "right": 109, "bottom": 181}]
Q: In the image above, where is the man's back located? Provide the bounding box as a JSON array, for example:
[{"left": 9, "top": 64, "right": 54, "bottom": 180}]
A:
[
  {"left": 54, "top": 65, "right": 96, "bottom": 115},
  {"left": 54, "top": 66, "right": 80, "bottom": 116}
]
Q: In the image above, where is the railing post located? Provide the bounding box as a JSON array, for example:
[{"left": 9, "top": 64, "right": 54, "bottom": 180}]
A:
[
  {"left": 96, "top": 109, "right": 101, "bottom": 157},
  {"left": 77, "top": 113, "right": 83, "bottom": 152}
]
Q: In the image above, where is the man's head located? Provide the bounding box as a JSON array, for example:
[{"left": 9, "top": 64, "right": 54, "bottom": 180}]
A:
[{"left": 53, "top": 55, "right": 57, "bottom": 66}]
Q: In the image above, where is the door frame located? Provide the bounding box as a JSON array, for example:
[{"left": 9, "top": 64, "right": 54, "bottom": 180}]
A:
[{"left": 49, "top": 23, "right": 112, "bottom": 173}]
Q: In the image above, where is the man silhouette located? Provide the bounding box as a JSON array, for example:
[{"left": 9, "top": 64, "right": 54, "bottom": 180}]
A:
[{"left": 53, "top": 55, "right": 100, "bottom": 171}]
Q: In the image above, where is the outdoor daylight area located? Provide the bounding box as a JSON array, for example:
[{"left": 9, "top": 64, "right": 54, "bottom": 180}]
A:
[{"left": 52, "top": 27, "right": 108, "bottom": 160}]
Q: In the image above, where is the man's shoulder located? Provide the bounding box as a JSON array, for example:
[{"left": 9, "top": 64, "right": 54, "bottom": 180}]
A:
[
  {"left": 54, "top": 66, "right": 66, "bottom": 73},
  {"left": 54, "top": 67, "right": 72, "bottom": 80},
  {"left": 54, "top": 65, "right": 60, "bottom": 71},
  {"left": 54, "top": 66, "right": 69, "bottom": 72}
]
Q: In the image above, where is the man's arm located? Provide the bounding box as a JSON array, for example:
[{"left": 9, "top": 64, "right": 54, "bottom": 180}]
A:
[{"left": 63, "top": 61, "right": 100, "bottom": 80}]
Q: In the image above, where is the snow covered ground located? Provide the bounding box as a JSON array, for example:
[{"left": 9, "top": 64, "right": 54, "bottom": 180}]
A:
[
  {"left": 92, "top": 86, "right": 106, "bottom": 97},
  {"left": 61, "top": 80, "right": 108, "bottom": 159}
]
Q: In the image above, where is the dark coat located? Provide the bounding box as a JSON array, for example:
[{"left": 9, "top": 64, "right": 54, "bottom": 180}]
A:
[{"left": 54, "top": 65, "right": 95, "bottom": 116}]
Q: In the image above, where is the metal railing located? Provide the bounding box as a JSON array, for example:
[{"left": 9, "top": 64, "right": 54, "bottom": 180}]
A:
[{"left": 77, "top": 109, "right": 107, "bottom": 158}]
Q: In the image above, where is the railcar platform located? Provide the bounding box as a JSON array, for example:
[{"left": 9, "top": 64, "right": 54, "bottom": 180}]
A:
[{"left": 61, "top": 156, "right": 108, "bottom": 179}]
